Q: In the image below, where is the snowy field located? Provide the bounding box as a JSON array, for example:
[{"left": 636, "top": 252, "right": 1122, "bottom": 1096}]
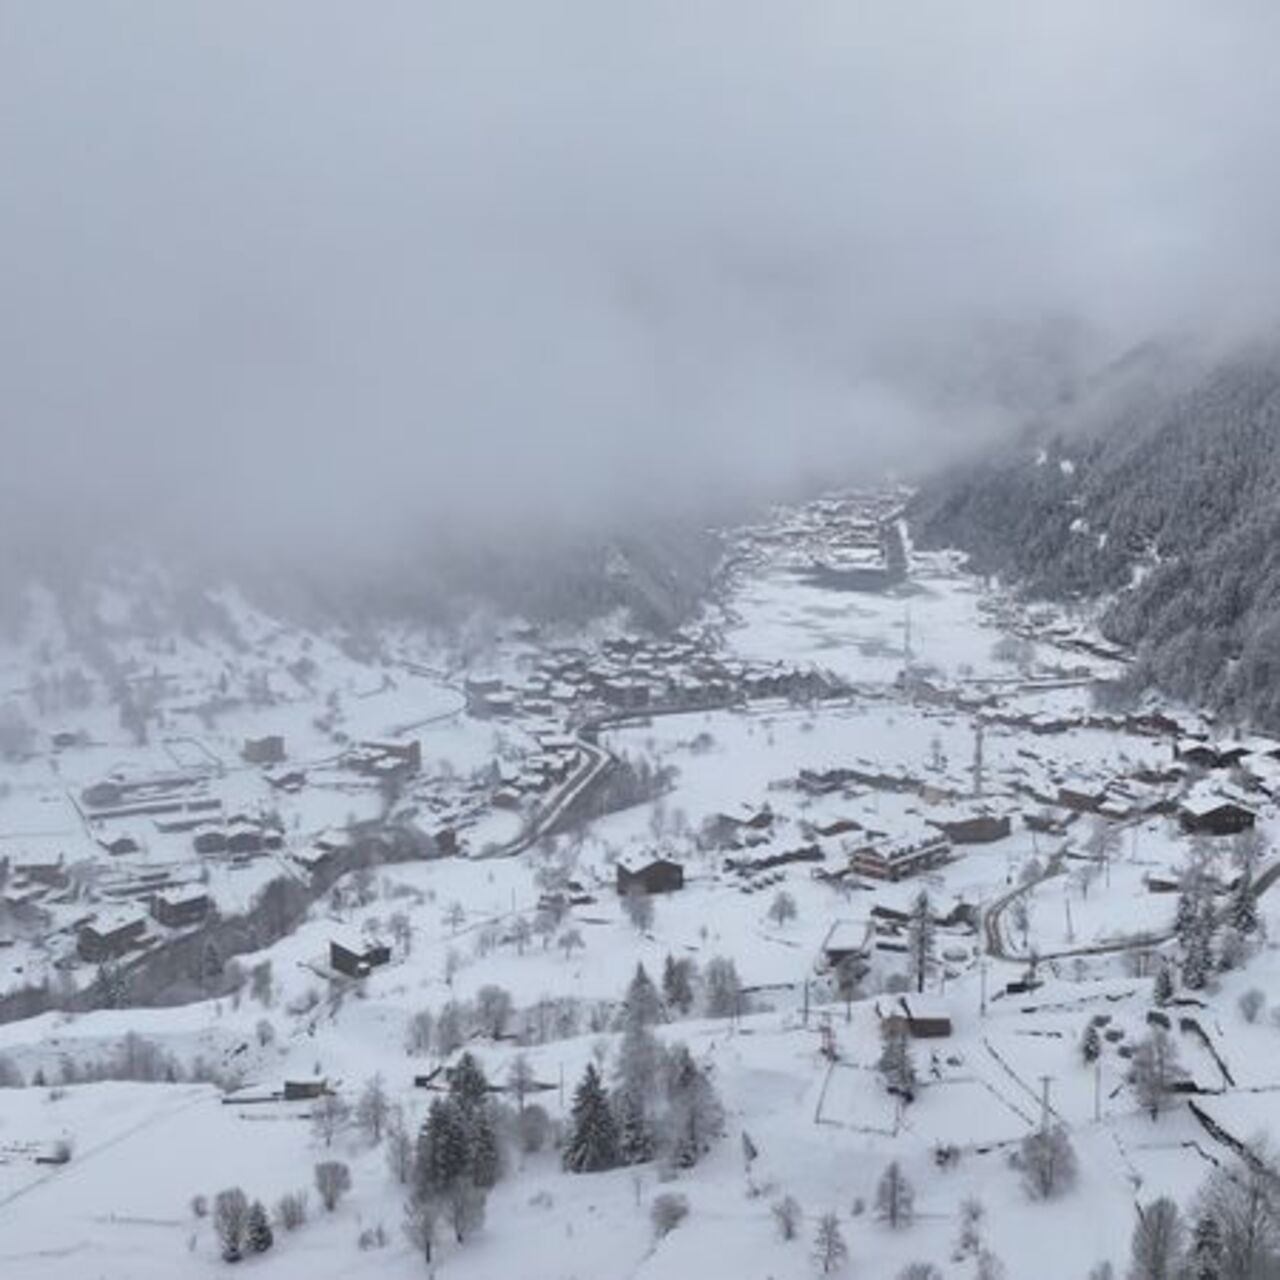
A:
[{"left": 2, "top": 512, "right": 1280, "bottom": 1278}]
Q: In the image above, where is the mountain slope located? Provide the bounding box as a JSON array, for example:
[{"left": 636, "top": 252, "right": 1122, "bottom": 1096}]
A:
[{"left": 912, "top": 340, "right": 1280, "bottom": 727}]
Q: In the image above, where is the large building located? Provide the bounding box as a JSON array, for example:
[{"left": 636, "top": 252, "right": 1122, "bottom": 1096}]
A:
[{"left": 849, "top": 831, "right": 950, "bottom": 882}]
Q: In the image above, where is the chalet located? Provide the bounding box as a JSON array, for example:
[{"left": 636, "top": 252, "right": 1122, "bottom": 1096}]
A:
[
  {"left": 880, "top": 994, "right": 953, "bottom": 1039},
  {"left": 243, "top": 735, "right": 286, "bottom": 766},
  {"left": 193, "top": 828, "right": 228, "bottom": 856},
  {"left": 97, "top": 833, "right": 141, "bottom": 857},
  {"left": 330, "top": 934, "right": 392, "bottom": 978},
  {"left": 283, "top": 1078, "right": 329, "bottom": 1101},
  {"left": 928, "top": 810, "right": 1012, "bottom": 845},
  {"left": 849, "top": 831, "right": 950, "bottom": 882},
  {"left": 819, "top": 919, "right": 874, "bottom": 970},
  {"left": 1057, "top": 783, "right": 1107, "bottom": 814},
  {"left": 150, "top": 886, "right": 212, "bottom": 928},
  {"left": 616, "top": 857, "right": 685, "bottom": 896},
  {"left": 265, "top": 768, "right": 307, "bottom": 793},
  {"left": 78, "top": 910, "right": 147, "bottom": 961},
  {"left": 82, "top": 780, "right": 126, "bottom": 810},
  {"left": 1174, "top": 739, "right": 1220, "bottom": 770},
  {"left": 1179, "top": 795, "right": 1256, "bottom": 837}
]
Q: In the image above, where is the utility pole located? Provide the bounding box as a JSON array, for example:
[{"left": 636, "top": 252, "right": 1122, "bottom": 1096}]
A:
[
  {"left": 1093, "top": 1060, "right": 1102, "bottom": 1123},
  {"left": 972, "top": 719, "right": 986, "bottom": 799},
  {"left": 802, "top": 977, "right": 810, "bottom": 1028},
  {"left": 979, "top": 959, "right": 988, "bottom": 1018},
  {"left": 1039, "top": 1074, "right": 1054, "bottom": 1133}
]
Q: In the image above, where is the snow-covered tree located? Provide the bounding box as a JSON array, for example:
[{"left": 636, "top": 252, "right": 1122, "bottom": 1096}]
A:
[
  {"left": 356, "top": 1074, "right": 390, "bottom": 1144},
  {"left": 876, "top": 1160, "right": 915, "bottom": 1229},
  {"left": 475, "top": 984, "right": 514, "bottom": 1039},
  {"left": 812, "top": 1212, "right": 849, "bottom": 1274},
  {"left": 314, "top": 1160, "right": 351, "bottom": 1212},
  {"left": 768, "top": 890, "right": 798, "bottom": 928},
  {"left": 563, "top": 1063, "right": 620, "bottom": 1173},
  {"left": 311, "top": 1092, "right": 350, "bottom": 1147},
  {"left": 246, "top": 1200, "right": 274, "bottom": 1254},
  {"left": 1081, "top": 1022, "right": 1102, "bottom": 1065},
  {"left": 907, "top": 891, "right": 935, "bottom": 994},
  {"left": 213, "top": 1187, "right": 249, "bottom": 1262},
  {"left": 661, "top": 1042, "right": 723, "bottom": 1168},
  {"left": 1130, "top": 1028, "right": 1180, "bottom": 1121},
  {"left": 704, "top": 956, "right": 743, "bottom": 1019},
  {"left": 1019, "top": 1125, "right": 1078, "bottom": 1200},
  {"left": 772, "top": 1194, "right": 802, "bottom": 1241},
  {"left": 1127, "top": 1196, "right": 1184, "bottom": 1280},
  {"left": 662, "top": 953, "right": 695, "bottom": 1016},
  {"left": 878, "top": 1019, "right": 917, "bottom": 1102}
]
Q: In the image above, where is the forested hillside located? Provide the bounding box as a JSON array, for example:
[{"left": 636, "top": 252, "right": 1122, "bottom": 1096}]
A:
[{"left": 912, "top": 340, "right": 1280, "bottom": 728}]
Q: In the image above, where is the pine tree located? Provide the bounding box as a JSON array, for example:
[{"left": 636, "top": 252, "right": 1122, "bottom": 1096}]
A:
[
  {"left": 878, "top": 1019, "right": 917, "bottom": 1102},
  {"left": 468, "top": 1107, "right": 501, "bottom": 1189},
  {"left": 662, "top": 1044, "right": 724, "bottom": 1168},
  {"left": 1153, "top": 965, "right": 1174, "bottom": 1007},
  {"left": 1183, "top": 903, "right": 1214, "bottom": 991},
  {"left": 1189, "top": 1213, "right": 1222, "bottom": 1280},
  {"left": 907, "top": 891, "right": 935, "bottom": 994},
  {"left": 1081, "top": 1022, "right": 1102, "bottom": 1064},
  {"left": 616, "top": 1088, "right": 655, "bottom": 1165},
  {"left": 246, "top": 1200, "right": 274, "bottom": 1254},
  {"left": 662, "top": 954, "right": 694, "bottom": 1016},
  {"left": 564, "top": 1063, "right": 621, "bottom": 1173},
  {"left": 1230, "top": 866, "right": 1259, "bottom": 936},
  {"left": 415, "top": 1098, "right": 471, "bottom": 1197},
  {"left": 448, "top": 1052, "right": 490, "bottom": 1113},
  {"left": 622, "top": 963, "right": 664, "bottom": 1028}
]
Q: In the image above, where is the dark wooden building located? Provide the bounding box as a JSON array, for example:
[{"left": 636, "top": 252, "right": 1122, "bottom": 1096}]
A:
[{"left": 616, "top": 857, "right": 685, "bottom": 896}]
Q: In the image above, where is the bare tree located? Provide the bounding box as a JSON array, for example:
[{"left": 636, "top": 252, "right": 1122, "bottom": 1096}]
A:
[
  {"left": 650, "top": 1192, "right": 690, "bottom": 1238},
  {"left": 1130, "top": 1028, "right": 1180, "bottom": 1121},
  {"left": 1127, "top": 1196, "right": 1185, "bottom": 1280},
  {"left": 213, "top": 1187, "right": 250, "bottom": 1263},
  {"left": 405, "top": 1008, "right": 434, "bottom": 1056},
  {"left": 772, "top": 1194, "right": 802, "bottom": 1241},
  {"left": 356, "top": 1074, "right": 390, "bottom": 1144},
  {"left": 623, "top": 884, "right": 654, "bottom": 933},
  {"left": 311, "top": 1092, "right": 350, "bottom": 1147},
  {"left": 475, "top": 984, "right": 514, "bottom": 1039},
  {"left": 402, "top": 1194, "right": 438, "bottom": 1266},
  {"left": 507, "top": 1053, "right": 536, "bottom": 1113},
  {"left": 876, "top": 1161, "right": 915, "bottom": 1229},
  {"left": 812, "top": 1212, "right": 849, "bottom": 1274},
  {"left": 314, "top": 1160, "right": 352, "bottom": 1212},
  {"left": 767, "top": 889, "right": 798, "bottom": 928},
  {"left": 1018, "top": 1125, "right": 1078, "bottom": 1200},
  {"left": 275, "top": 1190, "right": 307, "bottom": 1231}
]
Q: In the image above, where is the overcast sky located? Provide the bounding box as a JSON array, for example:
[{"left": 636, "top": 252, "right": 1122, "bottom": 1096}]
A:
[{"left": 4, "top": 1, "right": 1280, "bottom": 563}]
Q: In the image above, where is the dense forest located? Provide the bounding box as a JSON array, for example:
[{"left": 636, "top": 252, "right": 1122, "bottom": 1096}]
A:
[{"left": 912, "top": 339, "right": 1280, "bottom": 729}]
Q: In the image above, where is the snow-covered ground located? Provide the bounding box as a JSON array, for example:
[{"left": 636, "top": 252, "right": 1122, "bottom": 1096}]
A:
[{"left": 2, "top": 500, "right": 1280, "bottom": 1278}]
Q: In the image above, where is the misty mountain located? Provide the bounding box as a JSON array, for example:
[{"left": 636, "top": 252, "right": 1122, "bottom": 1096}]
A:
[{"left": 912, "top": 338, "right": 1280, "bottom": 728}]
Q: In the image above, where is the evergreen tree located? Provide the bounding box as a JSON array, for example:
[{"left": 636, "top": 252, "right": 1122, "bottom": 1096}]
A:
[
  {"left": 616, "top": 1087, "right": 655, "bottom": 1165},
  {"left": 564, "top": 1063, "right": 621, "bottom": 1173},
  {"left": 878, "top": 1019, "right": 917, "bottom": 1102},
  {"left": 662, "top": 954, "right": 695, "bottom": 1016},
  {"left": 1081, "top": 1022, "right": 1102, "bottom": 1065},
  {"left": 415, "top": 1098, "right": 471, "bottom": 1197},
  {"left": 1230, "top": 867, "right": 1259, "bottom": 936},
  {"left": 448, "top": 1052, "right": 490, "bottom": 1113},
  {"left": 907, "top": 891, "right": 935, "bottom": 994},
  {"left": 1182, "top": 903, "right": 1215, "bottom": 991},
  {"left": 468, "top": 1107, "right": 501, "bottom": 1189},
  {"left": 1127, "top": 1197, "right": 1184, "bottom": 1280},
  {"left": 246, "top": 1200, "right": 274, "bottom": 1254},
  {"left": 622, "top": 963, "right": 664, "bottom": 1028},
  {"left": 1189, "top": 1213, "right": 1222, "bottom": 1280},
  {"left": 662, "top": 1044, "right": 724, "bottom": 1168},
  {"left": 1153, "top": 964, "right": 1175, "bottom": 1007}
]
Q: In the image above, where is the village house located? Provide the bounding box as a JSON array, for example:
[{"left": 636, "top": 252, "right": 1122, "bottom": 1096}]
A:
[
  {"left": 149, "top": 886, "right": 212, "bottom": 929},
  {"left": 879, "top": 993, "right": 953, "bottom": 1039},
  {"left": 78, "top": 910, "right": 147, "bottom": 962},
  {"left": 242, "top": 734, "right": 286, "bottom": 766},
  {"left": 616, "top": 857, "right": 685, "bottom": 896},
  {"left": 330, "top": 934, "right": 392, "bottom": 979},
  {"left": 849, "top": 830, "right": 951, "bottom": 882},
  {"left": 819, "top": 919, "right": 874, "bottom": 970},
  {"left": 1178, "top": 793, "right": 1256, "bottom": 837}
]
